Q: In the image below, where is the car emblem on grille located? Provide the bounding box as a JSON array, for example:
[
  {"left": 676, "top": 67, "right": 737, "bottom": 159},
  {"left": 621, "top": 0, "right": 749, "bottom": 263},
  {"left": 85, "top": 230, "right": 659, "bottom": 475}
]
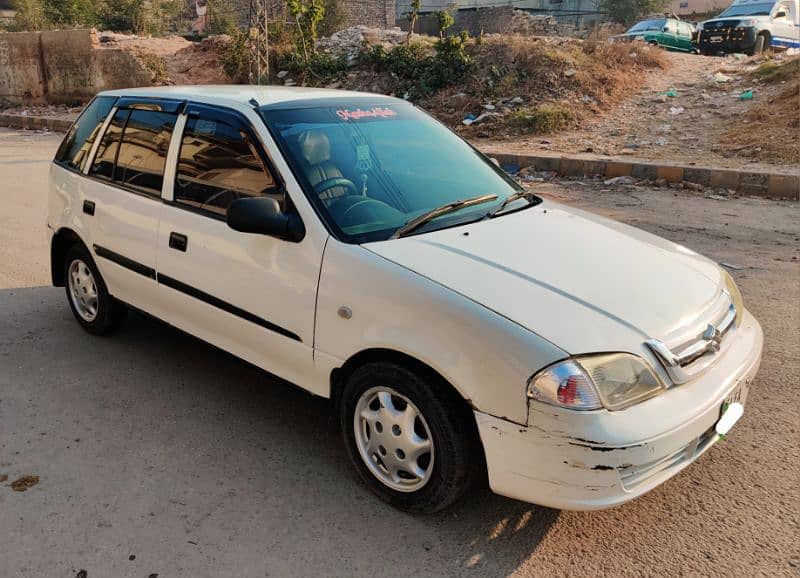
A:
[{"left": 703, "top": 324, "right": 723, "bottom": 351}]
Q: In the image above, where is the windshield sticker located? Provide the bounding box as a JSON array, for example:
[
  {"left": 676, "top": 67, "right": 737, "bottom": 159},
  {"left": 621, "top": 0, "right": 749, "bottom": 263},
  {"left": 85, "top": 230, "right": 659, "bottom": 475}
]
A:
[
  {"left": 336, "top": 107, "right": 398, "bottom": 121},
  {"left": 356, "top": 144, "right": 372, "bottom": 171}
]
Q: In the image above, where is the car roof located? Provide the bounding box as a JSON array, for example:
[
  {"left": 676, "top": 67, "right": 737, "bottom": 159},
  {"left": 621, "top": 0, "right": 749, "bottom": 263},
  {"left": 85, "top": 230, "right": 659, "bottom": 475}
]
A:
[{"left": 98, "top": 85, "right": 399, "bottom": 109}]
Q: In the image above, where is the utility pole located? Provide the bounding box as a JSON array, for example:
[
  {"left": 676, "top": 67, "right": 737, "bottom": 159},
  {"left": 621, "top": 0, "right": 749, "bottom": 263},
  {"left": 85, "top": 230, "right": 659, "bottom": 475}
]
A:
[{"left": 248, "top": 0, "right": 269, "bottom": 84}]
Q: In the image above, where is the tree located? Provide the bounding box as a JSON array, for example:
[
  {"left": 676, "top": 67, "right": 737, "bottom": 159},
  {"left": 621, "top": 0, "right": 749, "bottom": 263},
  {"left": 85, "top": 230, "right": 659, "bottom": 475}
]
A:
[
  {"left": 435, "top": 9, "right": 454, "bottom": 39},
  {"left": 287, "top": 0, "right": 325, "bottom": 62},
  {"left": 598, "top": 0, "right": 671, "bottom": 25},
  {"left": 405, "top": 0, "right": 420, "bottom": 45}
]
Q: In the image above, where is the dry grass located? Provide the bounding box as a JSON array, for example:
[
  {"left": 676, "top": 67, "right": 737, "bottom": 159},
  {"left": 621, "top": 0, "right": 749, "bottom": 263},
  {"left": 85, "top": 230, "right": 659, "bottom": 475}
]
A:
[
  {"left": 425, "top": 36, "right": 668, "bottom": 136},
  {"left": 750, "top": 56, "right": 800, "bottom": 83},
  {"left": 723, "top": 63, "right": 800, "bottom": 164}
]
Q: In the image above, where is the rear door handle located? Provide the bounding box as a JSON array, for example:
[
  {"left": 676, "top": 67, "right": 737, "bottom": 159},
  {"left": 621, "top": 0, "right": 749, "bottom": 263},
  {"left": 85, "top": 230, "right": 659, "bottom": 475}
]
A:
[
  {"left": 169, "top": 232, "right": 188, "bottom": 252},
  {"left": 83, "top": 200, "right": 95, "bottom": 216}
]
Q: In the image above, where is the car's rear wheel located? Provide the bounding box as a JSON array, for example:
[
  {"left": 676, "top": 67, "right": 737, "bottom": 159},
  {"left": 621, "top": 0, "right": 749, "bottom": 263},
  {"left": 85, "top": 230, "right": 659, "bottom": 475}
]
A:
[
  {"left": 340, "top": 362, "right": 480, "bottom": 513},
  {"left": 64, "top": 245, "right": 125, "bottom": 335}
]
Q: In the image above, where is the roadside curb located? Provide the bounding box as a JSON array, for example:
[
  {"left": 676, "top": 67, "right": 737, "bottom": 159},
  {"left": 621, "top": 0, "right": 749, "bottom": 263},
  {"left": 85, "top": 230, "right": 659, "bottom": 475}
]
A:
[
  {"left": 0, "top": 113, "right": 73, "bottom": 133},
  {"left": 487, "top": 151, "right": 800, "bottom": 201}
]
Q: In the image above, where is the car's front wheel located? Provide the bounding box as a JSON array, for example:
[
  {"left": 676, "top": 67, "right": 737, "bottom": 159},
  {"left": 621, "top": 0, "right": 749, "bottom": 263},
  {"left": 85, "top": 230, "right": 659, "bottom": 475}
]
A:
[
  {"left": 64, "top": 245, "right": 126, "bottom": 335},
  {"left": 340, "top": 362, "right": 480, "bottom": 513}
]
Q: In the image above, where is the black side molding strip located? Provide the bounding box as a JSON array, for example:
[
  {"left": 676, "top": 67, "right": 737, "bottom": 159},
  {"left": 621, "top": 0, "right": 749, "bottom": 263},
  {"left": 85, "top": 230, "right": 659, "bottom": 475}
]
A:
[
  {"left": 156, "top": 273, "right": 302, "bottom": 342},
  {"left": 92, "top": 244, "right": 301, "bottom": 343},
  {"left": 94, "top": 245, "right": 156, "bottom": 279}
]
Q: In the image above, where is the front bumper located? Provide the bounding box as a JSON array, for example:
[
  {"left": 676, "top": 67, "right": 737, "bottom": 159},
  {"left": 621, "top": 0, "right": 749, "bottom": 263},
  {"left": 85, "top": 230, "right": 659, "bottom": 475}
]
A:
[
  {"left": 697, "top": 28, "right": 757, "bottom": 54},
  {"left": 476, "top": 310, "right": 763, "bottom": 510}
]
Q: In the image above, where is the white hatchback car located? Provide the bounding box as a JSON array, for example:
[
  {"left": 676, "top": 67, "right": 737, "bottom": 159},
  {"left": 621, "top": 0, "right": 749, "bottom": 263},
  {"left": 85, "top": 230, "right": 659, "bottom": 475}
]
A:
[{"left": 48, "top": 86, "right": 763, "bottom": 513}]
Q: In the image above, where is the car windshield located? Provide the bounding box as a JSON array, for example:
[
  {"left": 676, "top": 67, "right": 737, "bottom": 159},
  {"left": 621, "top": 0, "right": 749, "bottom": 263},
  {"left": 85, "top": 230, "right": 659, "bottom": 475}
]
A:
[
  {"left": 261, "top": 101, "right": 526, "bottom": 243},
  {"left": 717, "top": 2, "right": 774, "bottom": 16},
  {"left": 627, "top": 19, "right": 666, "bottom": 32}
]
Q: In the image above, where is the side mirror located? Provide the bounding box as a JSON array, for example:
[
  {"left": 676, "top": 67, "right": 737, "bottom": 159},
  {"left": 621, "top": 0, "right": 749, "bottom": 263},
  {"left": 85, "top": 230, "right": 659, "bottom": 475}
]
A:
[{"left": 227, "top": 197, "right": 305, "bottom": 242}]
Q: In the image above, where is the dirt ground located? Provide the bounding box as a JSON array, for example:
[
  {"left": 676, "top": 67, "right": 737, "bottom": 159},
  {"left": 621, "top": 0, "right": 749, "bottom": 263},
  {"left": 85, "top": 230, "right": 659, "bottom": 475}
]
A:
[
  {"left": 475, "top": 51, "right": 800, "bottom": 171},
  {"left": 0, "top": 128, "right": 798, "bottom": 576}
]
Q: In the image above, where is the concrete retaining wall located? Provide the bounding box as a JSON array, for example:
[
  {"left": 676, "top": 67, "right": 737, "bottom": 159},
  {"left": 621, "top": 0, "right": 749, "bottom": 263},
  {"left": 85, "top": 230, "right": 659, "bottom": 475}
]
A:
[{"left": 0, "top": 29, "right": 152, "bottom": 105}]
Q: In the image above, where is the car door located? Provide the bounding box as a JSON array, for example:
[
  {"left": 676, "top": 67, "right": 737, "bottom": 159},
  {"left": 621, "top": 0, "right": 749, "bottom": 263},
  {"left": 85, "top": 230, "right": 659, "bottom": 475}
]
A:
[
  {"left": 83, "top": 99, "right": 181, "bottom": 312},
  {"left": 676, "top": 22, "right": 694, "bottom": 51},
  {"left": 660, "top": 20, "right": 680, "bottom": 49},
  {"left": 771, "top": 1, "right": 799, "bottom": 47},
  {"left": 155, "top": 103, "right": 320, "bottom": 389}
]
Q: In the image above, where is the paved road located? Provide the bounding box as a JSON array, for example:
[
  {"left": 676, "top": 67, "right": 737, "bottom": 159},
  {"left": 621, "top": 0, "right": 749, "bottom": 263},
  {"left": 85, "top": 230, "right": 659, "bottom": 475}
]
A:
[{"left": 0, "top": 128, "right": 798, "bottom": 577}]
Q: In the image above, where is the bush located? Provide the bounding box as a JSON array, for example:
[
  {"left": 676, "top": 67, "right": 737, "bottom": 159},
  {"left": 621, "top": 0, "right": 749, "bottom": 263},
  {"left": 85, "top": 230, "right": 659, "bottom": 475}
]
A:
[
  {"left": 508, "top": 104, "right": 575, "bottom": 134},
  {"left": 279, "top": 50, "right": 348, "bottom": 83},
  {"left": 363, "top": 33, "right": 472, "bottom": 101},
  {"left": 221, "top": 31, "right": 250, "bottom": 83}
]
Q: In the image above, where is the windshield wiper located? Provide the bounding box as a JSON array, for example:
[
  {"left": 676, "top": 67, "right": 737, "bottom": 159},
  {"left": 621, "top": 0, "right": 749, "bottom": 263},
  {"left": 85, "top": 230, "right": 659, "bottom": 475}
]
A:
[
  {"left": 484, "top": 191, "right": 539, "bottom": 219},
  {"left": 390, "top": 194, "right": 499, "bottom": 239}
]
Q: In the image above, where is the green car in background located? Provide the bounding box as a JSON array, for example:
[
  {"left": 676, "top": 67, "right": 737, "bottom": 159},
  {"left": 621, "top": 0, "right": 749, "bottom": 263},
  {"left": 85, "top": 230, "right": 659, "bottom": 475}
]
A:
[{"left": 610, "top": 17, "right": 697, "bottom": 52}]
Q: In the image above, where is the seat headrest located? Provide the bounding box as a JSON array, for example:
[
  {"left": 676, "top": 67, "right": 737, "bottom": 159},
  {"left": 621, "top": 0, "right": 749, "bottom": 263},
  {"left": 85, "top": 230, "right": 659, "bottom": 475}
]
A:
[{"left": 298, "top": 130, "right": 331, "bottom": 166}]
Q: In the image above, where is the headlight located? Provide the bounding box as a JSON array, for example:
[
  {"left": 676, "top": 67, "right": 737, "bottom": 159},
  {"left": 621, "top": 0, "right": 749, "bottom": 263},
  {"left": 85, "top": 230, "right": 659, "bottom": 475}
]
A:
[
  {"left": 527, "top": 353, "right": 665, "bottom": 411},
  {"left": 738, "top": 19, "right": 756, "bottom": 26},
  {"left": 722, "top": 269, "right": 744, "bottom": 327},
  {"left": 696, "top": 23, "right": 704, "bottom": 31}
]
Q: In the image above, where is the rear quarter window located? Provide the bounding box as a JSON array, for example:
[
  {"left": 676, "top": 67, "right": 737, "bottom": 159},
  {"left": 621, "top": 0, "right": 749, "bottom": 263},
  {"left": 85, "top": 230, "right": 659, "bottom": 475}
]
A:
[
  {"left": 54, "top": 96, "right": 117, "bottom": 172},
  {"left": 89, "top": 107, "right": 177, "bottom": 197}
]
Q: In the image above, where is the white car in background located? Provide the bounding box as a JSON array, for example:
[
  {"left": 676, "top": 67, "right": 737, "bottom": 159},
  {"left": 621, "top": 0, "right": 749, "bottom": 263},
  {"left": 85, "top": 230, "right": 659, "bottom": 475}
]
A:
[
  {"left": 697, "top": 0, "right": 800, "bottom": 54},
  {"left": 48, "top": 86, "right": 763, "bottom": 512}
]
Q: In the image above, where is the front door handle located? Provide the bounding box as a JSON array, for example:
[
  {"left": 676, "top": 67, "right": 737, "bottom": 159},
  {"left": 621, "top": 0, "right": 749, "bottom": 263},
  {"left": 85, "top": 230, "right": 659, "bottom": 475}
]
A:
[
  {"left": 83, "top": 200, "right": 95, "bottom": 216},
  {"left": 169, "top": 232, "right": 188, "bottom": 252}
]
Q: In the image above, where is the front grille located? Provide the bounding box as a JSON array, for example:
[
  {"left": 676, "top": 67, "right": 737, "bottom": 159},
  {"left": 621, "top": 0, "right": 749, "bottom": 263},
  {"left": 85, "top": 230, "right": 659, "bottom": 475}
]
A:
[
  {"left": 698, "top": 22, "right": 752, "bottom": 48},
  {"left": 621, "top": 425, "right": 717, "bottom": 490},
  {"left": 646, "top": 291, "right": 736, "bottom": 384}
]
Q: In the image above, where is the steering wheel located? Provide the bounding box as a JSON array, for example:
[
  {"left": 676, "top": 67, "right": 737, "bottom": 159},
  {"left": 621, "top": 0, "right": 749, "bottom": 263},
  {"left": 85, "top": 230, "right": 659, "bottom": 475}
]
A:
[
  {"left": 342, "top": 198, "right": 395, "bottom": 221},
  {"left": 314, "top": 177, "right": 358, "bottom": 198},
  {"left": 200, "top": 188, "right": 236, "bottom": 210}
]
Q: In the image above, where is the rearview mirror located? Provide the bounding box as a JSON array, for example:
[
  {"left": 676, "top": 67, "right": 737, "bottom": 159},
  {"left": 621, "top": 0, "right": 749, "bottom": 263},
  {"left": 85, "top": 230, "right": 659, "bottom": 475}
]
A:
[{"left": 227, "top": 197, "right": 305, "bottom": 242}]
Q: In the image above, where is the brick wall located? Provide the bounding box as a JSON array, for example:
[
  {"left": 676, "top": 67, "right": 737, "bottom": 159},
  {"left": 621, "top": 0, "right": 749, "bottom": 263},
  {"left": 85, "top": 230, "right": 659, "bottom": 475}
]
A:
[{"left": 339, "top": 0, "right": 395, "bottom": 28}]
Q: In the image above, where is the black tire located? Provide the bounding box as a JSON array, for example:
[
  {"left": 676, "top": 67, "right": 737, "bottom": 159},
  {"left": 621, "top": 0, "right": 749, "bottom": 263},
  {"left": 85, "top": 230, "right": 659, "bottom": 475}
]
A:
[
  {"left": 63, "top": 244, "right": 126, "bottom": 335},
  {"left": 753, "top": 33, "right": 769, "bottom": 55},
  {"left": 339, "top": 362, "right": 481, "bottom": 513}
]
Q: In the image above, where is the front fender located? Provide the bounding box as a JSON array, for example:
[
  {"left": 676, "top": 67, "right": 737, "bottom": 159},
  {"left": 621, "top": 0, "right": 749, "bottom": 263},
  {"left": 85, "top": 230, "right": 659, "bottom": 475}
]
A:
[{"left": 314, "top": 239, "right": 567, "bottom": 425}]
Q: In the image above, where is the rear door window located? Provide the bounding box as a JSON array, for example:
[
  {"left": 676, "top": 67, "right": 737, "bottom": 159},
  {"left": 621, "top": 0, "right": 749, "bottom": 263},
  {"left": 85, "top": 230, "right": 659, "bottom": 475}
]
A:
[
  {"left": 174, "top": 112, "right": 279, "bottom": 216},
  {"left": 90, "top": 107, "right": 177, "bottom": 197},
  {"left": 54, "top": 96, "right": 116, "bottom": 172}
]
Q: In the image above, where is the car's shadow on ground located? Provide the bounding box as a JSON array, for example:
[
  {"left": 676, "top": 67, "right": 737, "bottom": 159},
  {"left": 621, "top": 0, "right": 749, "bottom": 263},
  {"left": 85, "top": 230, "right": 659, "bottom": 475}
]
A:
[{"left": 0, "top": 286, "right": 558, "bottom": 576}]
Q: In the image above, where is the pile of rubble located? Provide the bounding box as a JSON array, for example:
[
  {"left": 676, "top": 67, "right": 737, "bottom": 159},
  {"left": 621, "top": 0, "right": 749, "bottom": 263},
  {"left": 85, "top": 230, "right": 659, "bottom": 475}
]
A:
[
  {"left": 316, "top": 26, "right": 408, "bottom": 59},
  {"left": 508, "top": 10, "right": 576, "bottom": 37}
]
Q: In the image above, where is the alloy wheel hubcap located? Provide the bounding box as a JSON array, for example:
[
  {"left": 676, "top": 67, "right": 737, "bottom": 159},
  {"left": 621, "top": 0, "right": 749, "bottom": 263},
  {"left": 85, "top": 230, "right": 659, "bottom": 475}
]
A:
[
  {"left": 354, "top": 387, "right": 434, "bottom": 492},
  {"left": 68, "top": 259, "right": 98, "bottom": 322}
]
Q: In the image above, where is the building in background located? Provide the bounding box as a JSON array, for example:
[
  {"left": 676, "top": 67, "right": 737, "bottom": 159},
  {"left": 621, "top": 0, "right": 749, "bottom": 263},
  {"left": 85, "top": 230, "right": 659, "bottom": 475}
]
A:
[
  {"left": 261, "top": 0, "right": 394, "bottom": 29},
  {"left": 396, "top": 0, "right": 605, "bottom": 31},
  {"left": 668, "top": 0, "right": 729, "bottom": 18}
]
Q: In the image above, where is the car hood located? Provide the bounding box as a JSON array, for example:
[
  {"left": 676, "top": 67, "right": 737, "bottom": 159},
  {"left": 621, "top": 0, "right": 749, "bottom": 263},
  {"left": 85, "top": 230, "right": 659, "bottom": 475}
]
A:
[
  {"left": 702, "top": 16, "right": 766, "bottom": 26},
  {"left": 364, "top": 201, "right": 724, "bottom": 355}
]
